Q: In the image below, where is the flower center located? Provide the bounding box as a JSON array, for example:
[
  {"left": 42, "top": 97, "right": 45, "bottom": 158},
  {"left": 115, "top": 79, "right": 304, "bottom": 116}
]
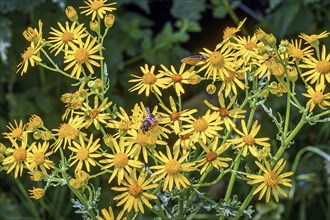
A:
[
  {"left": 245, "top": 42, "right": 257, "bottom": 51},
  {"left": 61, "top": 32, "right": 74, "bottom": 43},
  {"left": 209, "top": 51, "right": 223, "bottom": 66},
  {"left": 170, "top": 112, "right": 180, "bottom": 121},
  {"left": 34, "top": 152, "right": 45, "bottom": 165},
  {"left": 91, "top": 1, "right": 104, "bottom": 10},
  {"left": 205, "top": 151, "right": 217, "bottom": 162},
  {"left": 113, "top": 152, "right": 128, "bottom": 169},
  {"left": 242, "top": 134, "right": 255, "bottom": 146},
  {"left": 264, "top": 170, "right": 279, "bottom": 187},
  {"left": 218, "top": 108, "right": 229, "bottom": 117},
  {"left": 312, "top": 91, "right": 324, "bottom": 104},
  {"left": 58, "top": 124, "right": 79, "bottom": 140},
  {"left": 193, "top": 118, "right": 208, "bottom": 132},
  {"left": 128, "top": 184, "right": 143, "bottom": 197},
  {"left": 290, "top": 47, "right": 304, "bottom": 58},
  {"left": 165, "top": 160, "right": 181, "bottom": 175},
  {"left": 172, "top": 74, "right": 183, "bottom": 83},
  {"left": 13, "top": 148, "right": 26, "bottom": 164},
  {"left": 142, "top": 73, "right": 157, "bottom": 84},
  {"left": 11, "top": 128, "right": 23, "bottom": 138},
  {"left": 118, "top": 120, "right": 132, "bottom": 131},
  {"left": 22, "top": 47, "right": 35, "bottom": 61},
  {"left": 307, "top": 34, "right": 318, "bottom": 43},
  {"left": 77, "top": 147, "right": 89, "bottom": 160},
  {"left": 75, "top": 48, "right": 89, "bottom": 64},
  {"left": 316, "top": 60, "right": 330, "bottom": 74}
]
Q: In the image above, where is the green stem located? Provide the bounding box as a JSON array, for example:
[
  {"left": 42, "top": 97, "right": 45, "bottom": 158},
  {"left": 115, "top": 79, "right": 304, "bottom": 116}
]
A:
[
  {"left": 38, "top": 62, "right": 75, "bottom": 79},
  {"left": 232, "top": 188, "right": 254, "bottom": 220},
  {"left": 283, "top": 92, "right": 291, "bottom": 139}
]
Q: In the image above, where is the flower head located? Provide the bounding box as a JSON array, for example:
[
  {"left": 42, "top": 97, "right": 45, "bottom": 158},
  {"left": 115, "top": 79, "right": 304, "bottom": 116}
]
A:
[
  {"left": 303, "top": 84, "right": 330, "bottom": 112},
  {"left": 27, "top": 141, "right": 55, "bottom": 174},
  {"left": 29, "top": 187, "right": 45, "bottom": 200},
  {"left": 3, "top": 119, "right": 26, "bottom": 139},
  {"left": 64, "top": 36, "right": 104, "bottom": 79},
  {"left": 68, "top": 134, "right": 102, "bottom": 173},
  {"left": 129, "top": 64, "right": 169, "bottom": 97},
  {"left": 112, "top": 168, "right": 158, "bottom": 215},
  {"left": 16, "top": 41, "right": 43, "bottom": 75},
  {"left": 299, "top": 31, "right": 329, "bottom": 47},
  {"left": 80, "top": 0, "right": 117, "bottom": 21},
  {"left": 229, "top": 120, "right": 270, "bottom": 157},
  {"left": 222, "top": 18, "right": 246, "bottom": 41},
  {"left": 247, "top": 159, "right": 293, "bottom": 203},
  {"left": 150, "top": 145, "right": 195, "bottom": 192}
]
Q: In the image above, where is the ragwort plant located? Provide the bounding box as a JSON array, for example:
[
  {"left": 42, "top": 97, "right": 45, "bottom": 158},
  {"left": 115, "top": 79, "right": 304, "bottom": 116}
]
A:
[{"left": 1, "top": 1, "right": 330, "bottom": 219}]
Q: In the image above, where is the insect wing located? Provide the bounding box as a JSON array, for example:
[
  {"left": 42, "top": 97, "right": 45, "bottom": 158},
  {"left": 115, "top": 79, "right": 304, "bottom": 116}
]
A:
[{"left": 181, "top": 55, "right": 207, "bottom": 65}]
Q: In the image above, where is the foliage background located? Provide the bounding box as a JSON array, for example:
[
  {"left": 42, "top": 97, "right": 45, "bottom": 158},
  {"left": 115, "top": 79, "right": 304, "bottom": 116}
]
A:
[{"left": 0, "top": 0, "right": 329, "bottom": 219}]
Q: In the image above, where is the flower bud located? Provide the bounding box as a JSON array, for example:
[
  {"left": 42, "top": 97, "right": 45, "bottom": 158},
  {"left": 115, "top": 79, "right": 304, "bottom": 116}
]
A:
[
  {"left": 90, "top": 20, "right": 100, "bottom": 33},
  {"left": 287, "top": 65, "right": 298, "bottom": 81},
  {"left": 206, "top": 84, "right": 217, "bottom": 95},
  {"left": 65, "top": 6, "right": 78, "bottom": 22},
  {"left": 104, "top": 14, "right": 115, "bottom": 28}
]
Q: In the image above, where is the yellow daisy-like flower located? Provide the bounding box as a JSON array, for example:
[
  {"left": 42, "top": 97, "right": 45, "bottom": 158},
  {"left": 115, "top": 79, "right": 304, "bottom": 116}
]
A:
[
  {"left": 48, "top": 22, "right": 88, "bottom": 56},
  {"left": 125, "top": 129, "right": 167, "bottom": 163},
  {"left": 254, "top": 53, "right": 276, "bottom": 81},
  {"left": 3, "top": 119, "right": 26, "bottom": 139},
  {"left": 28, "top": 187, "right": 45, "bottom": 200},
  {"left": 181, "top": 110, "right": 223, "bottom": 144},
  {"left": 232, "top": 35, "right": 262, "bottom": 65},
  {"left": 299, "top": 31, "right": 330, "bottom": 46},
  {"left": 76, "top": 96, "right": 112, "bottom": 130},
  {"left": 112, "top": 168, "right": 158, "bottom": 215},
  {"left": 197, "top": 43, "right": 236, "bottom": 82},
  {"left": 2, "top": 134, "right": 31, "bottom": 178},
  {"left": 16, "top": 41, "right": 43, "bottom": 75},
  {"left": 68, "top": 134, "right": 102, "bottom": 173},
  {"left": 222, "top": 18, "right": 247, "bottom": 41},
  {"left": 300, "top": 45, "right": 330, "bottom": 86},
  {"left": 218, "top": 66, "right": 247, "bottom": 97},
  {"left": 247, "top": 158, "right": 293, "bottom": 203},
  {"left": 98, "top": 206, "right": 127, "bottom": 220},
  {"left": 204, "top": 93, "right": 246, "bottom": 130},
  {"left": 287, "top": 39, "right": 314, "bottom": 61},
  {"left": 22, "top": 20, "right": 43, "bottom": 43},
  {"left": 159, "top": 62, "right": 196, "bottom": 96},
  {"left": 80, "top": 0, "right": 117, "bottom": 21},
  {"left": 303, "top": 84, "right": 330, "bottom": 112},
  {"left": 26, "top": 141, "right": 55, "bottom": 174},
  {"left": 229, "top": 120, "right": 270, "bottom": 157},
  {"left": 150, "top": 145, "right": 195, "bottom": 192},
  {"left": 196, "top": 139, "right": 232, "bottom": 174},
  {"left": 52, "top": 116, "right": 85, "bottom": 152},
  {"left": 107, "top": 107, "right": 139, "bottom": 137},
  {"left": 159, "top": 96, "right": 197, "bottom": 134},
  {"left": 173, "top": 133, "right": 196, "bottom": 155},
  {"left": 100, "top": 137, "right": 143, "bottom": 185},
  {"left": 64, "top": 36, "right": 104, "bottom": 79},
  {"left": 129, "top": 64, "right": 168, "bottom": 97}
]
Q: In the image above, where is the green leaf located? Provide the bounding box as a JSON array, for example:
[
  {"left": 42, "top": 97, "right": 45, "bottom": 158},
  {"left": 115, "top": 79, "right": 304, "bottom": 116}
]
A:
[{"left": 171, "top": 0, "right": 206, "bottom": 22}]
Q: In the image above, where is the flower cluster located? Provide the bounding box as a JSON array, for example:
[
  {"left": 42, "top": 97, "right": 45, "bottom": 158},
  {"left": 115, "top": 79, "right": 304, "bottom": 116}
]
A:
[{"left": 1, "top": 0, "right": 330, "bottom": 219}]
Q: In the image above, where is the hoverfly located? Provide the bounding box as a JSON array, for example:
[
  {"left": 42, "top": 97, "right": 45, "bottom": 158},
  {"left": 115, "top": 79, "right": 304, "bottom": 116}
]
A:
[
  {"left": 141, "top": 107, "right": 158, "bottom": 132},
  {"left": 181, "top": 55, "right": 207, "bottom": 65}
]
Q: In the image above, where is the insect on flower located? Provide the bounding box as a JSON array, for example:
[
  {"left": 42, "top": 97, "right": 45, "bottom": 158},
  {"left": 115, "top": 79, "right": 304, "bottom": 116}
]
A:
[
  {"left": 181, "top": 55, "right": 207, "bottom": 65},
  {"left": 141, "top": 107, "right": 158, "bottom": 132}
]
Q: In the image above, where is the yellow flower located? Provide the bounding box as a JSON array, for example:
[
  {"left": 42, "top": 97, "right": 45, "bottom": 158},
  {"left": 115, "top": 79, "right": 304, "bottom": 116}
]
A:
[
  {"left": 107, "top": 107, "right": 138, "bottom": 137},
  {"left": 27, "top": 141, "right": 55, "bottom": 174},
  {"left": 300, "top": 45, "right": 330, "bottom": 87},
  {"left": 16, "top": 41, "right": 43, "bottom": 75},
  {"left": 303, "top": 84, "right": 330, "bottom": 112},
  {"left": 229, "top": 120, "right": 270, "bottom": 157},
  {"left": 204, "top": 93, "right": 246, "bottom": 130},
  {"left": 196, "top": 139, "right": 232, "bottom": 174},
  {"left": 80, "top": 0, "right": 117, "bottom": 21},
  {"left": 173, "top": 133, "right": 196, "bottom": 155},
  {"left": 22, "top": 20, "right": 43, "bottom": 43},
  {"left": 68, "top": 134, "right": 102, "bottom": 173},
  {"left": 64, "top": 36, "right": 104, "bottom": 79},
  {"left": 218, "top": 67, "right": 247, "bottom": 97},
  {"left": 65, "top": 6, "right": 78, "bottom": 22},
  {"left": 48, "top": 22, "right": 88, "bottom": 56},
  {"left": 232, "top": 35, "right": 262, "bottom": 65},
  {"left": 112, "top": 169, "right": 158, "bottom": 215},
  {"left": 159, "top": 62, "right": 196, "bottom": 96},
  {"left": 247, "top": 159, "right": 293, "bottom": 203},
  {"left": 3, "top": 119, "right": 26, "bottom": 139},
  {"left": 181, "top": 110, "right": 223, "bottom": 144},
  {"left": 287, "top": 39, "right": 314, "bottom": 61},
  {"left": 28, "top": 114, "right": 43, "bottom": 131},
  {"left": 100, "top": 137, "right": 143, "bottom": 185},
  {"left": 222, "top": 18, "right": 246, "bottom": 41},
  {"left": 150, "top": 145, "right": 195, "bottom": 192},
  {"left": 299, "top": 31, "right": 330, "bottom": 46},
  {"left": 2, "top": 134, "right": 31, "bottom": 178},
  {"left": 129, "top": 64, "right": 169, "bottom": 97},
  {"left": 52, "top": 116, "right": 85, "bottom": 152},
  {"left": 197, "top": 43, "right": 236, "bottom": 82},
  {"left": 29, "top": 187, "right": 45, "bottom": 200},
  {"left": 159, "top": 96, "right": 197, "bottom": 134},
  {"left": 98, "top": 206, "right": 126, "bottom": 220},
  {"left": 76, "top": 96, "right": 112, "bottom": 130}
]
